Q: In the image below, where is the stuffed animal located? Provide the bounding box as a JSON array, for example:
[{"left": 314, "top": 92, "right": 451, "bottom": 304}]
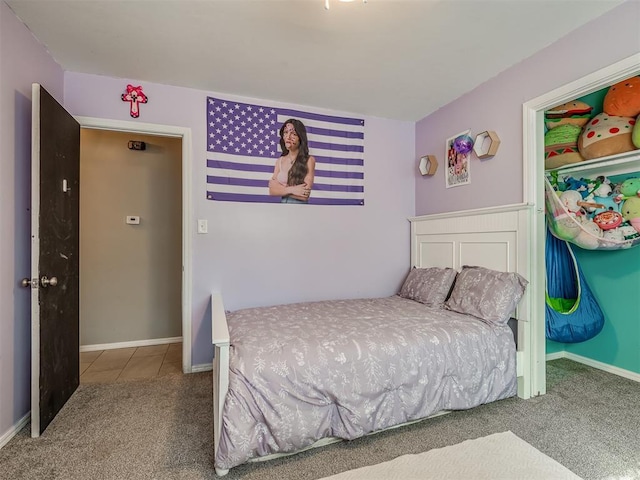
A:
[
  {"left": 621, "top": 197, "right": 640, "bottom": 233},
  {"left": 591, "top": 195, "right": 622, "bottom": 216},
  {"left": 634, "top": 114, "right": 640, "bottom": 149},
  {"left": 545, "top": 124, "right": 585, "bottom": 169},
  {"left": 603, "top": 76, "right": 640, "bottom": 118},
  {"left": 582, "top": 179, "right": 622, "bottom": 215},
  {"left": 559, "top": 190, "right": 584, "bottom": 215},
  {"left": 562, "top": 176, "right": 590, "bottom": 198},
  {"left": 593, "top": 210, "right": 624, "bottom": 230},
  {"left": 551, "top": 214, "right": 581, "bottom": 241},
  {"left": 574, "top": 218, "right": 603, "bottom": 250},
  {"left": 545, "top": 100, "right": 593, "bottom": 130},
  {"left": 603, "top": 227, "right": 624, "bottom": 242},
  {"left": 619, "top": 177, "right": 640, "bottom": 199},
  {"left": 619, "top": 223, "right": 640, "bottom": 240},
  {"left": 591, "top": 176, "right": 612, "bottom": 197},
  {"left": 578, "top": 113, "right": 636, "bottom": 160}
]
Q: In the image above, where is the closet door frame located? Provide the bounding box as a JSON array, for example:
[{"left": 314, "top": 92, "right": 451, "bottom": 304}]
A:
[{"left": 522, "top": 53, "right": 640, "bottom": 396}]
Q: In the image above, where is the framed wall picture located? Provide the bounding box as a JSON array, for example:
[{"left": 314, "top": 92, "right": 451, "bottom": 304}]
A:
[{"left": 445, "top": 129, "right": 472, "bottom": 188}]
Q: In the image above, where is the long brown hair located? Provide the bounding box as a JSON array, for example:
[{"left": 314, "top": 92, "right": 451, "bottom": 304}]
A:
[{"left": 279, "top": 118, "right": 310, "bottom": 186}]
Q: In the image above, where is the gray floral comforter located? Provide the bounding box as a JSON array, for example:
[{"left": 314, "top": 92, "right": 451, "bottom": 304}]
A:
[{"left": 215, "top": 296, "right": 516, "bottom": 470}]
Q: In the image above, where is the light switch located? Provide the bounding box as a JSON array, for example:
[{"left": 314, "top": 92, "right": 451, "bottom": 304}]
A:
[
  {"left": 197, "top": 219, "right": 208, "bottom": 234},
  {"left": 126, "top": 216, "right": 140, "bottom": 225}
]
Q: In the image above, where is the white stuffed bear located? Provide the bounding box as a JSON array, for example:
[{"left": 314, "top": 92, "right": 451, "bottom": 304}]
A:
[
  {"left": 603, "top": 228, "right": 624, "bottom": 242},
  {"left": 559, "top": 190, "right": 584, "bottom": 215},
  {"left": 574, "top": 218, "right": 603, "bottom": 250}
]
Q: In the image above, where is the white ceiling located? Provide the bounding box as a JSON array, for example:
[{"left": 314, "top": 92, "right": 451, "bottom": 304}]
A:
[{"left": 5, "top": 0, "right": 624, "bottom": 121}]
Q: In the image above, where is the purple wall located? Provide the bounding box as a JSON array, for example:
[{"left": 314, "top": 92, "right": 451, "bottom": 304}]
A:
[
  {"left": 0, "top": 2, "right": 64, "bottom": 445},
  {"left": 63, "top": 73, "right": 417, "bottom": 367},
  {"left": 415, "top": 0, "right": 640, "bottom": 215}
]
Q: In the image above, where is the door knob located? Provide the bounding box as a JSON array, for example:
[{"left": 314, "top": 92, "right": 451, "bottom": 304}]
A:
[
  {"left": 40, "top": 276, "right": 58, "bottom": 287},
  {"left": 21, "top": 278, "right": 34, "bottom": 288}
]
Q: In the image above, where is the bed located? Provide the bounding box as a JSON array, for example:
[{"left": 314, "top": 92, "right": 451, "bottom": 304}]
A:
[{"left": 211, "top": 205, "right": 533, "bottom": 476}]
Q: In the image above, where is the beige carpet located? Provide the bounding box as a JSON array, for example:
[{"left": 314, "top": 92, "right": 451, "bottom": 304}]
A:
[{"left": 319, "top": 431, "right": 582, "bottom": 480}]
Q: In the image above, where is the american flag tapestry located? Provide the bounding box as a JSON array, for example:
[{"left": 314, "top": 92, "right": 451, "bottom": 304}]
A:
[{"left": 206, "top": 97, "right": 365, "bottom": 205}]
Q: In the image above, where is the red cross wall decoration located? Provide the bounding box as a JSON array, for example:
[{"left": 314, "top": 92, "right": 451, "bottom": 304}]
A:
[{"left": 121, "top": 84, "right": 148, "bottom": 118}]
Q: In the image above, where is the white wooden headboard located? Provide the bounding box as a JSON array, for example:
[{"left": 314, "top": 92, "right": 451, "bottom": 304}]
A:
[{"left": 409, "top": 203, "right": 533, "bottom": 399}]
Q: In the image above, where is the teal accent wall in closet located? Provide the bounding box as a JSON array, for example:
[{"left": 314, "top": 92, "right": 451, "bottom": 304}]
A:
[
  {"left": 544, "top": 79, "right": 640, "bottom": 374},
  {"left": 546, "top": 339, "right": 564, "bottom": 355},
  {"left": 547, "top": 247, "right": 640, "bottom": 374}
]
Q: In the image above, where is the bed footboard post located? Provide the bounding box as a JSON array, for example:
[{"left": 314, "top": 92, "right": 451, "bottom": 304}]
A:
[{"left": 211, "top": 291, "right": 230, "bottom": 475}]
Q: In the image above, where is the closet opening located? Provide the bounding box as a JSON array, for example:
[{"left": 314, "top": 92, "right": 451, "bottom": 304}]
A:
[{"left": 523, "top": 53, "right": 640, "bottom": 391}]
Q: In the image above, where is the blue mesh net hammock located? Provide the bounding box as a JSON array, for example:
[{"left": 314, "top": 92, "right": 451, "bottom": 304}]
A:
[{"left": 545, "top": 227, "right": 605, "bottom": 343}]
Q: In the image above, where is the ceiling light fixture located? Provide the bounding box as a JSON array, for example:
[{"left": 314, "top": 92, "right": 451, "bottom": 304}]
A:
[{"left": 324, "top": 0, "right": 367, "bottom": 10}]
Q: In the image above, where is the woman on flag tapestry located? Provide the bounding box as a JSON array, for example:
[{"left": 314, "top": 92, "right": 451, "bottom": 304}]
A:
[{"left": 268, "top": 119, "right": 316, "bottom": 204}]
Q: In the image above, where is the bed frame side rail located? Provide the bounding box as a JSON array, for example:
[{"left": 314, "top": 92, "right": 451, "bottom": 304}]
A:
[{"left": 211, "top": 291, "right": 230, "bottom": 476}]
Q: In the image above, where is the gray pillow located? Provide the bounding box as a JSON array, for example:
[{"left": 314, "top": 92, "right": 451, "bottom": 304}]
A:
[
  {"left": 398, "top": 267, "right": 458, "bottom": 307},
  {"left": 445, "top": 265, "right": 528, "bottom": 325}
]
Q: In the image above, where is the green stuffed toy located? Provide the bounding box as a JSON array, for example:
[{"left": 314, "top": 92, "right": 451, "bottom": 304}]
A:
[
  {"left": 621, "top": 197, "right": 640, "bottom": 233},
  {"left": 545, "top": 124, "right": 584, "bottom": 169},
  {"left": 620, "top": 178, "right": 640, "bottom": 198},
  {"left": 618, "top": 178, "right": 640, "bottom": 233}
]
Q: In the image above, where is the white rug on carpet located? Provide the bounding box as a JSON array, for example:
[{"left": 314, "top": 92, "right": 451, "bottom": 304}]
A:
[{"left": 320, "top": 431, "right": 582, "bottom": 480}]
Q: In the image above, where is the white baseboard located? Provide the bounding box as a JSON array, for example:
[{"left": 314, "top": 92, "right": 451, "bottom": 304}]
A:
[
  {"left": 0, "top": 412, "right": 30, "bottom": 449},
  {"left": 547, "top": 351, "right": 640, "bottom": 383},
  {"left": 545, "top": 351, "right": 565, "bottom": 361},
  {"left": 80, "top": 336, "right": 183, "bottom": 352},
  {"left": 191, "top": 363, "right": 213, "bottom": 373}
]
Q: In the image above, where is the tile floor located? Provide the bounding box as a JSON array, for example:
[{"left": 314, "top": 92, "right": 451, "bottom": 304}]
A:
[{"left": 80, "top": 343, "right": 182, "bottom": 384}]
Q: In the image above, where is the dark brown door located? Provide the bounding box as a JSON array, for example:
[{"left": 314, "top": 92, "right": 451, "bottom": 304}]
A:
[{"left": 30, "top": 83, "right": 80, "bottom": 436}]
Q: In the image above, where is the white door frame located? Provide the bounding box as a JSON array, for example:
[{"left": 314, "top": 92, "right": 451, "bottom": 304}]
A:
[
  {"left": 522, "top": 53, "right": 640, "bottom": 396},
  {"left": 76, "top": 116, "right": 193, "bottom": 373}
]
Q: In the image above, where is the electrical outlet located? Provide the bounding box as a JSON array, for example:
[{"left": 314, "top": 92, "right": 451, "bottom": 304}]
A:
[{"left": 197, "top": 219, "right": 208, "bottom": 234}]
